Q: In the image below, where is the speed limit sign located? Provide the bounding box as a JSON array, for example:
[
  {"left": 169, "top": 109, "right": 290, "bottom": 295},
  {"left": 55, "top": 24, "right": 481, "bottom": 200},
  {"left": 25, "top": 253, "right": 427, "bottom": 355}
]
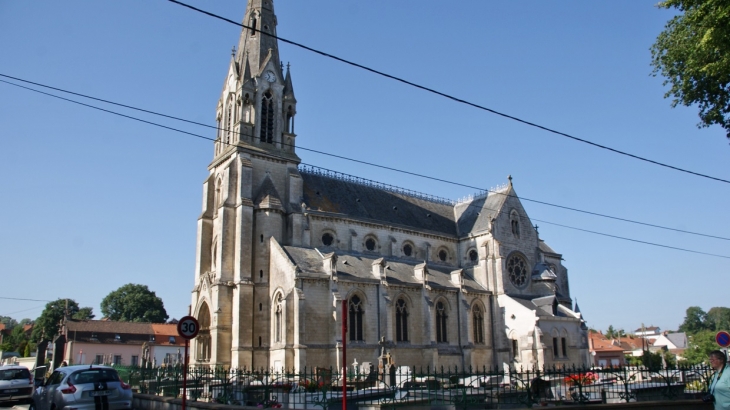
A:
[{"left": 177, "top": 316, "right": 200, "bottom": 339}]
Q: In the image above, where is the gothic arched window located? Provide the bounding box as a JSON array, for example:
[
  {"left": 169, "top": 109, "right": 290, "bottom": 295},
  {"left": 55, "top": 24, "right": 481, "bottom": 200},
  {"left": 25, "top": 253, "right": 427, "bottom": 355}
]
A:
[
  {"left": 395, "top": 299, "right": 409, "bottom": 342},
  {"left": 436, "top": 301, "right": 448, "bottom": 343},
  {"left": 348, "top": 295, "right": 364, "bottom": 341},
  {"left": 196, "top": 303, "right": 212, "bottom": 362},
  {"left": 250, "top": 15, "right": 258, "bottom": 36},
  {"left": 213, "top": 177, "right": 222, "bottom": 217},
  {"left": 260, "top": 91, "right": 274, "bottom": 143},
  {"left": 274, "top": 294, "right": 283, "bottom": 343},
  {"left": 226, "top": 99, "right": 233, "bottom": 144},
  {"left": 286, "top": 105, "right": 294, "bottom": 134},
  {"left": 473, "top": 305, "right": 484, "bottom": 344},
  {"left": 510, "top": 211, "right": 520, "bottom": 238}
]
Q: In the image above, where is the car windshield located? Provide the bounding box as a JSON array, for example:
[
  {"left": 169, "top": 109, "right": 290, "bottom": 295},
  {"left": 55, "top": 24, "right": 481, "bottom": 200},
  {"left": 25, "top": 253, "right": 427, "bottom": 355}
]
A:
[
  {"left": 69, "top": 369, "right": 119, "bottom": 384},
  {"left": 0, "top": 369, "right": 30, "bottom": 381}
]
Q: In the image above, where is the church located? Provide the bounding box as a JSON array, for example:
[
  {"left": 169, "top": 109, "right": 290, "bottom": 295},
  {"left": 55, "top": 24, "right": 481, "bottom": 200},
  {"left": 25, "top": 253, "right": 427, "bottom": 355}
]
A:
[{"left": 190, "top": 0, "right": 590, "bottom": 371}]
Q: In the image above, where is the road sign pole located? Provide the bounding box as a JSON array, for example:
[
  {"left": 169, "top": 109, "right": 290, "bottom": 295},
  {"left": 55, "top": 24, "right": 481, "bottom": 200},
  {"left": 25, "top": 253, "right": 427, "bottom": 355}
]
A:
[
  {"left": 177, "top": 315, "right": 199, "bottom": 410},
  {"left": 182, "top": 338, "right": 189, "bottom": 410}
]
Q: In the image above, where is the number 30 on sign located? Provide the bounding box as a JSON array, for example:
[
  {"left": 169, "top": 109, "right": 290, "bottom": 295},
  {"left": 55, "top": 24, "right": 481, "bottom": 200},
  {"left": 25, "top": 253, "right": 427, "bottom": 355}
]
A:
[{"left": 177, "top": 316, "right": 200, "bottom": 339}]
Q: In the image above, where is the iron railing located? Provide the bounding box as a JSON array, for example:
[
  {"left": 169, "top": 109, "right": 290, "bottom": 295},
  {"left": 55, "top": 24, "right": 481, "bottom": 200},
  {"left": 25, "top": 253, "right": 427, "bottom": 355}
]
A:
[{"left": 113, "top": 364, "right": 713, "bottom": 409}]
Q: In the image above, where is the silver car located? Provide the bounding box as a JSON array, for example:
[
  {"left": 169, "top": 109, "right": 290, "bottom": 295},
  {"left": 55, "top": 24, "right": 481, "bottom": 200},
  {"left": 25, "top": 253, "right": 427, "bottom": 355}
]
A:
[
  {"left": 31, "top": 365, "right": 132, "bottom": 410},
  {"left": 0, "top": 365, "right": 34, "bottom": 403}
]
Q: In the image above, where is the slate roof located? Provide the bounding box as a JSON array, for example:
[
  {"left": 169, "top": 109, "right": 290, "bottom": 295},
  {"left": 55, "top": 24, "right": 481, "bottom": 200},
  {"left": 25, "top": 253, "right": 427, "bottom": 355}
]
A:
[
  {"left": 531, "top": 262, "right": 558, "bottom": 281},
  {"left": 507, "top": 294, "right": 578, "bottom": 318},
  {"left": 281, "top": 246, "right": 489, "bottom": 294},
  {"left": 538, "top": 241, "right": 559, "bottom": 255},
  {"left": 454, "top": 191, "right": 508, "bottom": 236},
  {"left": 665, "top": 332, "right": 688, "bottom": 349},
  {"left": 301, "top": 172, "right": 457, "bottom": 235}
]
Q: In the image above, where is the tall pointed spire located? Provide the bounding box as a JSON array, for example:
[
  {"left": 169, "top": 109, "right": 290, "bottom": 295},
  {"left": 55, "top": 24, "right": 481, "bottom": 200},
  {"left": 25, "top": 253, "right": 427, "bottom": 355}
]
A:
[
  {"left": 283, "top": 62, "right": 295, "bottom": 99},
  {"left": 236, "top": 0, "right": 281, "bottom": 78}
]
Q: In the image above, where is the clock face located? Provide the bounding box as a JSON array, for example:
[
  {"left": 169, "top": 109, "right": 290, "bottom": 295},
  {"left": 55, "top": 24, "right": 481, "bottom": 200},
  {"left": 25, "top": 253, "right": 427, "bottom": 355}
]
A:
[{"left": 264, "top": 70, "right": 276, "bottom": 82}]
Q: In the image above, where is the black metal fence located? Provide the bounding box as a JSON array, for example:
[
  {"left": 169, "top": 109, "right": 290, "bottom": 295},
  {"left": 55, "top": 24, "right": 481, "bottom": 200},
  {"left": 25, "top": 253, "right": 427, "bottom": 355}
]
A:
[{"left": 114, "top": 364, "right": 713, "bottom": 409}]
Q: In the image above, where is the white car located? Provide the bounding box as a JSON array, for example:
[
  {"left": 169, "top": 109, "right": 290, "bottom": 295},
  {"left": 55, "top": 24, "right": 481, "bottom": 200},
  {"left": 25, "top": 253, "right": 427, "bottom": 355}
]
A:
[{"left": 0, "top": 365, "right": 34, "bottom": 403}]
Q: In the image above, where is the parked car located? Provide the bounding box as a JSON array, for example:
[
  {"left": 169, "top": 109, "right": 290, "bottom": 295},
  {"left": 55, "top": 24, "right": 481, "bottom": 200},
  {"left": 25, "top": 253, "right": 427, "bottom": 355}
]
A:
[
  {"left": 0, "top": 365, "right": 34, "bottom": 403},
  {"left": 31, "top": 365, "right": 132, "bottom": 410}
]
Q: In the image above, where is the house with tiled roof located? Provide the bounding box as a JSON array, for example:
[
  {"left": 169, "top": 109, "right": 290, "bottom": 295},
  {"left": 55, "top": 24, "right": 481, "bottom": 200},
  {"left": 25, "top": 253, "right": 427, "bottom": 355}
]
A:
[
  {"left": 61, "top": 320, "right": 184, "bottom": 366},
  {"left": 588, "top": 331, "right": 626, "bottom": 367}
]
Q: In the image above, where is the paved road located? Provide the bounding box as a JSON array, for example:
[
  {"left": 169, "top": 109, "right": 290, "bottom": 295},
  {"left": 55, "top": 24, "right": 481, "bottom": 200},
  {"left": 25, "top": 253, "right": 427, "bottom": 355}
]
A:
[{"left": 0, "top": 403, "right": 29, "bottom": 410}]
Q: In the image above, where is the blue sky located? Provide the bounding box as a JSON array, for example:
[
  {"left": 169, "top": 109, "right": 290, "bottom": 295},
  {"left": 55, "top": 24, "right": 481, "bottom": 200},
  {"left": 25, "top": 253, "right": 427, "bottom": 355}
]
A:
[{"left": 1, "top": 1, "right": 728, "bottom": 335}]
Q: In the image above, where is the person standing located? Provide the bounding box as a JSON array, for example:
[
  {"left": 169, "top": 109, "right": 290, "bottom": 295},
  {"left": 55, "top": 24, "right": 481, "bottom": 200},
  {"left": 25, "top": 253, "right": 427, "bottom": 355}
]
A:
[{"left": 708, "top": 350, "right": 730, "bottom": 409}]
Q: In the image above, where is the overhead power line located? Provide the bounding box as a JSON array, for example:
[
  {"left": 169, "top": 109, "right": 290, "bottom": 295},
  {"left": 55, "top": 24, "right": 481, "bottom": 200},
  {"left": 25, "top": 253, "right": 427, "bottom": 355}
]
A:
[
  {"left": 167, "top": 0, "right": 730, "bottom": 186},
  {"left": 0, "top": 296, "right": 52, "bottom": 302},
  {"left": 1, "top": 78, "right": 729, "bottom": 260},
  {"left": 3, "top": 305, "right": 47, "bottom": 316},
  {"left": 532, "top": 219, "right": 730, "bottom": 260},
  {"left": 2, "top": 73, "right": 728, "bottom": 243}
]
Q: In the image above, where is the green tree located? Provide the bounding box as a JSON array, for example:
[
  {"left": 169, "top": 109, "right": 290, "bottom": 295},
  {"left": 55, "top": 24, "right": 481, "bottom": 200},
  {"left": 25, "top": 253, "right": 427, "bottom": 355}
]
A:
[
  {"left": 101, "top": 284, "right": 168, "bottom": 323},
  {"left": 0, "top": 316, "right": 18, "bottom": 329},
  {"left": 30, "top": 299, "right": 92, "bottom": 343},
  {"left": 680, "top": 330, "right": 717, "bottom": 365},
  {"left": 72, "top": 307, "right": 95, "bottom": 320},
  {"left": 678, "top": 306, "right": 710, "bottom": 333},
  {"left": 605, "top": 325, "right": 627, "bottom": 339},
  {"left": 650, "top": 0, "right": 730, "bottom": 140},
  {"left": 7, "top": 326, "right": 29, "bottom": 351},
  {"left": 641, "top": 350, "right": 664, "bottom": 371},
  {"left": 663, "top": 351, "right": 678, "bottom": 368},
  {"left": 707, "top": 307, "right": 730, "bottom": 331}
]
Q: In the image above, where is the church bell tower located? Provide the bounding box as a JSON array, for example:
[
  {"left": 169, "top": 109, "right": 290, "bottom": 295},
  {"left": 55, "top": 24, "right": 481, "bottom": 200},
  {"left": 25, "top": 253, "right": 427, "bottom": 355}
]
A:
[{"left": 191, "top": 0, "right": 304, "bottom": 368}]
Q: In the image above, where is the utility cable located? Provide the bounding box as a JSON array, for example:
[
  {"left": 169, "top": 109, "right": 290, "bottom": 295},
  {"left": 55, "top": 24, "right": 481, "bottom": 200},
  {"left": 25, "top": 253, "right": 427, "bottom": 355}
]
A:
[
  {"left": 2, "top": 73, "right": 728, "bottom": 243},
  {"left": 168, "top": 0, "right": 730, "bottom": 185},
  {"left": 3, "top": 305, "right": 47, "bottom": 316},
  {"left": 532, "top": 219, "right": 730, "bottom": 260},
  {"left": 0, "top": 296, "right": 53, "bottom": 302},
  {"left": 2, "top": 78, "right": 729, "bottom": 259}
]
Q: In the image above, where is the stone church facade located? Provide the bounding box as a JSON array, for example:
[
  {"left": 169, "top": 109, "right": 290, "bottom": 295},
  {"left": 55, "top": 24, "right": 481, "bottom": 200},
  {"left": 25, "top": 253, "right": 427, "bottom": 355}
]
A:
[{"left": 190, "top": 0, "right": 589, "bottom": 371}]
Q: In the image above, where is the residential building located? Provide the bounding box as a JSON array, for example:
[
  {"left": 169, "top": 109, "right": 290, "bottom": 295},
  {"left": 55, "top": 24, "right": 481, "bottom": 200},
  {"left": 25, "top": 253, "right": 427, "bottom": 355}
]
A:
[
  {"left": 634, "top": 326, "right": 661, "bottom": 337},
  {"left": 651, "top": 332, "right": 688, "bottom": 359},
  {"left": 189, "top": 0, "right": 590, "bottom": 371},
  {"left": 588, "top": 331, "right": 625, "bottom": 367},
  {"left": 61, "top": 320, "right": 185, "bottom": 366}
]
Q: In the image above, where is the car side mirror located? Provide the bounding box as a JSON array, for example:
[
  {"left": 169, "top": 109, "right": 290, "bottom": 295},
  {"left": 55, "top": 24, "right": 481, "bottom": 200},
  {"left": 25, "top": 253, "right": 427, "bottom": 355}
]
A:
[{"left": 34, "top": 379, "right": 45, "bottom": 388}]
